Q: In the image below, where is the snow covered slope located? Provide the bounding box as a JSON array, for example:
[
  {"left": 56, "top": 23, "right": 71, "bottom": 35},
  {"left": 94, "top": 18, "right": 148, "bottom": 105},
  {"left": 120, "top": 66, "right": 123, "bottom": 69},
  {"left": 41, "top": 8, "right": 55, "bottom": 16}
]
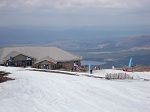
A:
[{"left": 0, "top": 66, "right": 150, "bottom": 112}]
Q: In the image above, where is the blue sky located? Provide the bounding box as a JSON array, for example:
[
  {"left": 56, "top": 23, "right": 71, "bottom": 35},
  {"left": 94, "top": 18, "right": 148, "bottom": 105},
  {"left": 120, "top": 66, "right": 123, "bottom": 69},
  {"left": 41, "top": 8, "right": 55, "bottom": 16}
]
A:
[{"left": 0, "top": 0, "right": 150, "bottom": 45}]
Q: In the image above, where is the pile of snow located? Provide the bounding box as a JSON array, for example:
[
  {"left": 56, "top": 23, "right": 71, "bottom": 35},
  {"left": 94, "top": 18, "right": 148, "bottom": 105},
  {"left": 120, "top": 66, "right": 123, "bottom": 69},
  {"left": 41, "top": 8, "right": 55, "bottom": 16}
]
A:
[{"left": 0, "top": 66, "right": 150, "bottom": 112}]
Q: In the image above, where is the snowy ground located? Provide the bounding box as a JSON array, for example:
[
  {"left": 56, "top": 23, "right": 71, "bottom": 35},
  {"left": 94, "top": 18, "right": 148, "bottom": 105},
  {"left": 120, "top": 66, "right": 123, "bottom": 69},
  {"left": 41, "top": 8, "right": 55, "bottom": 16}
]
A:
[
  {"left": 0, "top": 66, "right": 150, "bottom": 112},
  {"left": 92, "top": 69, "right": 150, "bottom": 80}
]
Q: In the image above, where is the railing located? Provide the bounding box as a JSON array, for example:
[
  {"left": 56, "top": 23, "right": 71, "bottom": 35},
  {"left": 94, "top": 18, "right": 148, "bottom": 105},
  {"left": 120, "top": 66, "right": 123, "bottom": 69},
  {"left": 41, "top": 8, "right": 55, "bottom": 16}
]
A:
[{"left": 105, "top": 73, "right": 133, "bottom": 80}]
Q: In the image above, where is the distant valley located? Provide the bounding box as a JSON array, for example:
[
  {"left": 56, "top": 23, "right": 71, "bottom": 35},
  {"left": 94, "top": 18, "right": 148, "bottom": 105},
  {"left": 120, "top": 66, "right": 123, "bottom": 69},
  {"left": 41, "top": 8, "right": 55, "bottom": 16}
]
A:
[
  {"left": 49, "top": 35, "right": 150, "bottom": 68},
  {"left": 0, "top": 34, "right": 150, "bottom": 68}
]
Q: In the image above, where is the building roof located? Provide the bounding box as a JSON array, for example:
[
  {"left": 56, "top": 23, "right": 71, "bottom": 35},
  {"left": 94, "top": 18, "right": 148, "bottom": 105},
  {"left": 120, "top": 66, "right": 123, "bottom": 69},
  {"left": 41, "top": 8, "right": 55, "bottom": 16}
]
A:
[
  {"left": 0, "top": 46, "right": 82, "bottom": 64},
  {"left": 34, "top": 56, "right": 57, "bottom": 64},
  {"left": 2, "top": 51, "right": 36, "bottom": 63}
]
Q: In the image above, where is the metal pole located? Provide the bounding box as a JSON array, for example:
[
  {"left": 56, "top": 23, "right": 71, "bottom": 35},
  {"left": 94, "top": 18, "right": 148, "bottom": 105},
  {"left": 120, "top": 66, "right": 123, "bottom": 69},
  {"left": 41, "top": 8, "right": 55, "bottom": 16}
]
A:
[{"left": 89, "top": 64, "right": 91, "bottom": 74}]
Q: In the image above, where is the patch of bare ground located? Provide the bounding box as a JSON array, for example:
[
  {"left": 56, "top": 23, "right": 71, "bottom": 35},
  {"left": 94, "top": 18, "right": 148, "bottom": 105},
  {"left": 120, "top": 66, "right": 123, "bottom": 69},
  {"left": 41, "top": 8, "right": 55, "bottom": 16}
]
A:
[
  {"left": 0, "top": 71, "right": 14, "bottom": 83},
  {"left": 133, "top": 66, "right": 150, "bottom": 72}
]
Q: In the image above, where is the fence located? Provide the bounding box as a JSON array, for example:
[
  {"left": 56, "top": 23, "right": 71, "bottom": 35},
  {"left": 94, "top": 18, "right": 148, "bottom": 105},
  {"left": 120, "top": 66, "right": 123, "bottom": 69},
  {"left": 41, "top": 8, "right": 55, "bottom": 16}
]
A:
[{"left": 105, "top": 73, "right": 133, "bottom": 80}]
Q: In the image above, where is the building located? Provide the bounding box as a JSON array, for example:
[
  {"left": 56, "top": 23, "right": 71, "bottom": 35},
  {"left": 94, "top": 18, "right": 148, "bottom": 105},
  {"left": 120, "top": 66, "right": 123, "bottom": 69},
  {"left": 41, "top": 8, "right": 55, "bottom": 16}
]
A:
[{"left": 0, "top": 47, "right": 82, "bottom": 70}]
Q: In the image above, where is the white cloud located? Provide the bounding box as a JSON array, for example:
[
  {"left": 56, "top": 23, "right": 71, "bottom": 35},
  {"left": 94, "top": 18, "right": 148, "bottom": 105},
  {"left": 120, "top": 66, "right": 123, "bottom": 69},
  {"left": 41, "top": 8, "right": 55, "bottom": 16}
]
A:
[
  {"left": 0, "top": 0, "right": 149, "bottom": 9},
  {"left": 0, "top": 0, "right": 149, "bottom": 27}
]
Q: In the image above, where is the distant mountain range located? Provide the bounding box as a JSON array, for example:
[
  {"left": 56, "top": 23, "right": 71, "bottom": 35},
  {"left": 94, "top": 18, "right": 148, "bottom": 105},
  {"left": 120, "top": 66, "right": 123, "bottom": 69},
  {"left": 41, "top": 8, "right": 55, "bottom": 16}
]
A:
[
  {"left": 63, "top": 35, "right": 150, "bottom": 68},
  {"left": 46, "top": 35, "right": 150, "bottom": 51},
  {"left": 115, "top": 35, "right": 150, "bottom": 50},
  {"left": 0, "top": 34, "right": 150, "bottom": 68}
]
